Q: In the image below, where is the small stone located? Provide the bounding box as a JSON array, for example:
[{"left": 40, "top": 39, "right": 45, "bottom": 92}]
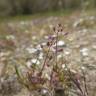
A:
[
  {"left": 74, "top": 44, "right": 80, "bottom": 48},
  {"left": 26, "top": 47, "right": 37, "bottom": 54},
  {"left": 42, "top": 89, "right": 48, "bottom": 94},
  {"left": 82, "top": 29, "right": 87, "bottom": 33},
  {"left": 68, "top": 37, "right": 74, "bottom": 42},
  {"left": 73, "top": 18, "right": 84, "bottom": 28},
  {"left": 26, "top": 59, "right": 40, "bottom": 67},
  {"left": 25, "top": 30, "right": 29, "bottom": 33},
  {"left": 49, "top": 24, "right": 53, "bottom": 29},
  {"left": 32, "top": 36, "right": 37, "bottom": 40},
  {"left": 44, "top": 35, "right": 49, "bottom": 39},
  {"left": 80, "top": 48, "right": 89, "bottom": 56},
  {"left": 0, "top": 52, "right": 10, "bottom": 57},
  {"left": 62, "top": 64, "right": 66, "bottom": 69},
  {"left": 20, "top": 21, "right": 25, "bottom": 25},
  {"left": 41, "top": 42, "right": 46, "bottom": 46},
  {"left": 39, "top": 53, "right": 43, "bottom": 59},
  {"left": 70, "top": 69, "right": 77, "bottom": 74},
  {"left": 92, "top": 45, "right": 96, "bottom": 49},
  {"left": 64, "top": 51, "right": 70, "bottom": 55},
  {"left": 89, "top": 16, "right": 95, "bottom": 20},
  {"left": 57, "top": 40, "right": 65, "bottom": 46},
  {"left": 0, "top": 77, "right": 4, "bottom": 83},
  {"left": 31, "top": 59, "right": 40, "bottom": 65},
  {"left": 82, "top": 52, "right": 88, "bottom": 56},
  {"left": 26, "top": 61, "right": 32, "bottom": 68},
  {"left": 82, "top": 48, "right": 88, "bottom": 51},
  {"left": 92, "top": 34, "right": 96, "bottom": 38},
  {"left": 6, "top": 35, "right": 15, "bottom": 40},
  {"left": 57, "top": 54, "right": 62, "bottom": 59},
  {"left": 36, "top": 44, "right": 42, "bottom": 51},
  {"left": 45, "top": 73, "right": 50, "bottom": 80},
  {"left": 81, "top": 66, "right": 86, "bottom": 70}
]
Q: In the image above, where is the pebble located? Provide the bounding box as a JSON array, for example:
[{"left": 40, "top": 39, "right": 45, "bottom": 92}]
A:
[
  {"left": 73, "top": 18, "right": 84, "bottom": 28},
  {"left": 57, "top": 54, "right": 62, "bottom": 59},
  {"left": 45, "top": 73, "right": 50, "bottom": 80},
  {"left": 44, "top": 35, "right": 49, "bottom": 39},
  {"left": 32, "top": 36, "right": 37, "bottom": 40},
  {"left": 92, "top": 45, "right": 96, "bottom": 49},
  {"left": 49, "top": 24, "right": 53, "bottom": 29},
  {"left": 41, "top": 42, "right": 46, "bottom": 46},
  {"left": 81, "top": 66, "right": 86, "bottom": 70},
  {"left": 57, "top": 40, "right": 65, "bottom": 46},
  {"left": 20, "top": 21, "right": 25, "bottom": 25},
  {"left": 6, "top": 35, "right": 15, "bottom": 40},
  {"left": 62, "top": 64, "right": 66, "bottom": 69},
  {"left": 26, "top": 59, "right": 40, "bottom": 68},
  {"left": 26, "top": 47, "right": 37, "bottom": 54},
  {"left": 26, "top": 61, "right": 32, "bottom": 68},
  {"left": 0, "top": 52, "right": 10, "bottom": 57},
  {"left": 80, "top": 48, "right": 89, "bottom": 56},
  {"left": 70, "top": 69, "right": 77, "bottom": 74},
  {"left": 31, "top": 59, "right": 40, "bottom": 65},
  {"left": 42, "top": 89, "right": 48, "bottom": 94},
  {"left": 25, "top": 30, "right": 29, "bottom": 33},
  {"left": 36, "top": 44, "right": 42, "bottom": 51},
  {"left": 64, "top": 51, "right": 70, "bottom": 55},
  {"left": 39, "top": 52, "right": 43, "bottom": 60}
]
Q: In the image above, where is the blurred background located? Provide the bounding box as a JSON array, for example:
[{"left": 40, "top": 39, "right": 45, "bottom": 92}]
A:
[
  {"left": 0, "top": 0, "right": 96, "bottom": 96},
  {"left": 0, "top": 0, "right": 96, "bottom": 17}
]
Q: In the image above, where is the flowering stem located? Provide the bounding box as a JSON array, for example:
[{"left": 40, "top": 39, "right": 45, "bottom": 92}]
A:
[{"left": 55, "top": 31, "right": 58, "bottom": 70}]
